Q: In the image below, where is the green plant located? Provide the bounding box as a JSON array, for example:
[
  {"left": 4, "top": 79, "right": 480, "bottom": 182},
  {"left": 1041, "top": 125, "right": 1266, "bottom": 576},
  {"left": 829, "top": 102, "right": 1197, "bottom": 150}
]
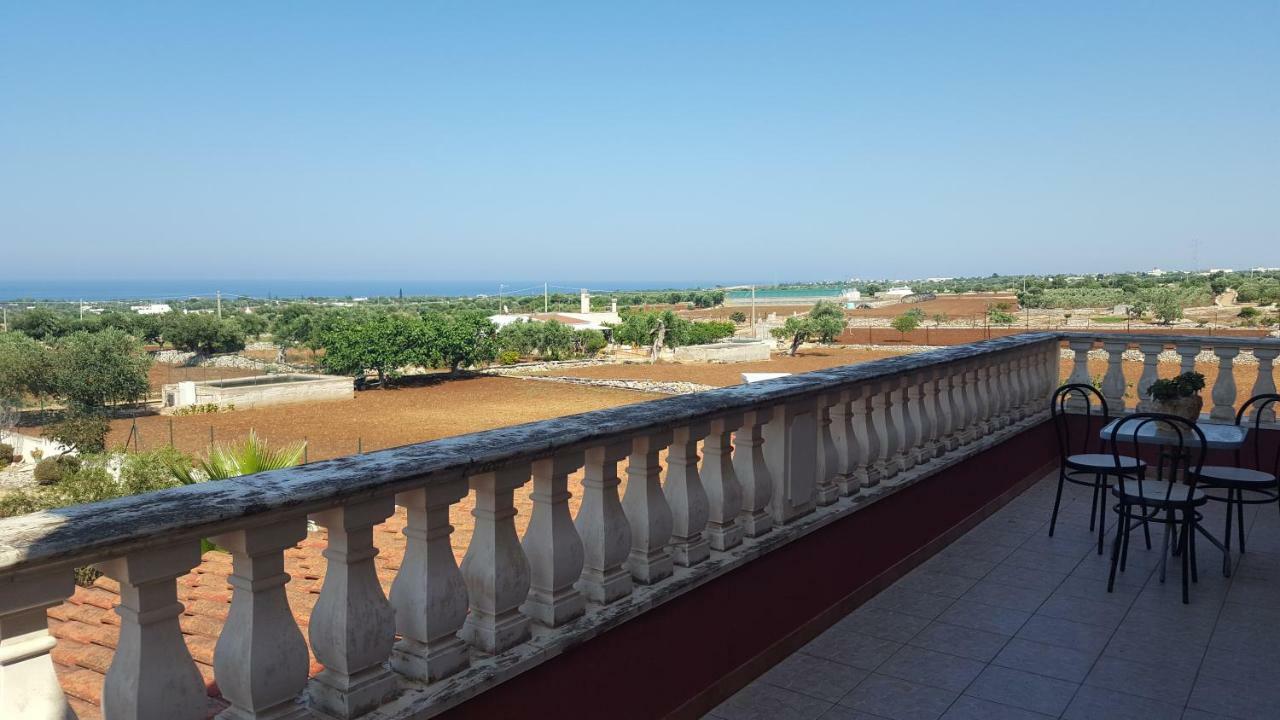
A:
[
  {"left": 0, "top": 442, "right": 12, "bottom": 468},
  {"left": 890, "top": 311, "right": 921, "bottom": 338},
  {"left": 29, "top": 448, "right": 44, "bottom": 461},
  {"left": 729, "top": 311, "right": 747, "bottom": 323},
  {"left": 171, "top": 430, "right": 306, "bottom": 482},
  {"left": 173, "top": 403, "right": 230, "bottom": 416},
  {"left": 1146, "top": 372, "right": 1206, "bottom": 402},
  {"left": 33, "top": 455, "right": 81, "bottom": 485},
  {"left": 498, "top": 350, "right": 521, "bottom": 365}
]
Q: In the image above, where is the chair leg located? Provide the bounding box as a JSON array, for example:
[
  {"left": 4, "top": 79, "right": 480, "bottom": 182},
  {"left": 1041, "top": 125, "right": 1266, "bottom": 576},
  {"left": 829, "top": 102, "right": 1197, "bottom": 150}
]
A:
[
  {"left": 1142, "top": 504, "right": 1152, "bottom": 550},
  {"left": 1237, "top": 489, "right": 1247, "bottom": 554},
  {"left": 1049, "top": 470, "right": 1066, "bottom": 537},
  {"left": 1189, "top": 510, "right": 1199, "bottom": 584},
  {"left": 1224, "top": 491, "right": 1235, "bottom": 578},
  {"left": 1089, "top": 475, "right": 1100, "bottom": 532},
  {"left": 1096, "top": 480, "right": 1108, "bottom": 555},
  {"left": 1120, "top": 504, "right": 1133, "bottom": 573},
  {"left": 1181, "top": 511, "right": 1191, "bottom": 604},
  {"left": 1108, "top": 502, "right": 1126, "bottom": 593},
  {"left": 1159, "top": 509, "right": 1172, "bottom": 584}
]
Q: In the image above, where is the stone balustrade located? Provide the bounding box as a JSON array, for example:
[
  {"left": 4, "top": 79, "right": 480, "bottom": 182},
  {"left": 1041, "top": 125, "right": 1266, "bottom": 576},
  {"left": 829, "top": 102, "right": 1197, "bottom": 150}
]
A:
[
  {"left": 1059, "top": 332, "right": 1280, "bottom": 422},
  {"left": 0, "top": 334, "right": 1067, "bottom": 720}
]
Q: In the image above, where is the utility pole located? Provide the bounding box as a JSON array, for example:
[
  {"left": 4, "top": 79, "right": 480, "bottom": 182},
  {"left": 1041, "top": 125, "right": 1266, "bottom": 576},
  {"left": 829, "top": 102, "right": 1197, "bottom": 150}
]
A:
[
  {"left": 751, "top": 285, "right": 757, "bottom": 338},
  {"left": 544, "top": 282, "right": 549, "bottom": 313},
  {"left": 216, "top": 290, "right": 222, "bottom": 319}
]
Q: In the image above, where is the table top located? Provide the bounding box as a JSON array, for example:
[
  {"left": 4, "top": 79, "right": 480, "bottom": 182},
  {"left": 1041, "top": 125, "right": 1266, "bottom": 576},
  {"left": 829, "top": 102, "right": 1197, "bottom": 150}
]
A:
[{"left": 1099, "top": 417, "right": 1248, "bottom": 450}]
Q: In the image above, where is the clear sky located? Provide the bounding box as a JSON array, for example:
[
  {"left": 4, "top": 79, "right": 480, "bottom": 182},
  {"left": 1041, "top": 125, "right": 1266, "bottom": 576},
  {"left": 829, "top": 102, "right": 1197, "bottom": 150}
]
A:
[{"left": 1, "top": 2, "right": 1276, "bottom": 286}]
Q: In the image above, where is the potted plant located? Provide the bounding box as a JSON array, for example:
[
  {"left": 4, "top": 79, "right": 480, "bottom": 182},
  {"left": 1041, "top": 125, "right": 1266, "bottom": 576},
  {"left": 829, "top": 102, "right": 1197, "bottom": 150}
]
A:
[{"left": 1145, "top": 371, "right": 1206, "bottom": 421}]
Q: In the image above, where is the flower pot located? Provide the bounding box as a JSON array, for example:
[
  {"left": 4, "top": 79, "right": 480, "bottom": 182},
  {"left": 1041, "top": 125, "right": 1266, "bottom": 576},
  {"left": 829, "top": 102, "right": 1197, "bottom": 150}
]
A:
[{"left": 1149, "top": 394, "right": 1203, "bottom": 422}]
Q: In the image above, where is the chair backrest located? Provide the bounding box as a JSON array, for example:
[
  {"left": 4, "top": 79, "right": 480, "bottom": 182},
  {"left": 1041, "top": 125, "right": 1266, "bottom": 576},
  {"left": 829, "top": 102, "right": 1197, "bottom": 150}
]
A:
[
  {"left": 1051, "top": 383, "right": 1110, "bottom": 462},
  {"left": 1109, "top": 413, "right": 1208, "bottom": 504},
  {"left": 1235, "top": 393, "right": 1280, "bottom": 477}
]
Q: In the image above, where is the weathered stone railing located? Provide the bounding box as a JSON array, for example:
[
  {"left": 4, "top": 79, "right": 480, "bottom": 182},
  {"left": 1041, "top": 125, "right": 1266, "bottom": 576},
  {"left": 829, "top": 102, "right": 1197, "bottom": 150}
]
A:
[
  {"left": 0, "top": 334, "right": 1065, "bottom": 720},
  {"left": 1060, "top": 332, "right": 1280, "bottom": 422}
]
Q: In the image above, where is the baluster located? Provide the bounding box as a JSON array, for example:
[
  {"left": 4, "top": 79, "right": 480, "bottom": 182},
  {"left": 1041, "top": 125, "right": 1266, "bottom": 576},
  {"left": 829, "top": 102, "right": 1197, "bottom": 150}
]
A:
[
  {"left": 666, "top": 423, "right": 712, "bottom": 566},
  {"left": 1210, "top": 346, "right": 1240, "bottom": 421},
  {"left": 703, "top": 413, "right": 744, "bottom": 550},
  {"left": 0, "top": 570, "right": 77, "bottom": 720},
  {"left": 575, "top": 440, "right": 634, "bottom": 604},
  {"left": 391, "top": 477, "right": 471, "bottom": 682},
  {"left": 871, "top": 383, "right": 899, "bottom": 480},
  {"left": 308, "top": 499, "right": 398, "bottom": 718},
  {"left": 896, "top": 377, "right": 919, "bottom": 470},
  {"left": 1135, "top": 342, "right": 1164, "bottom": 412},
  {"left": 934, "top": 367, "right": 955, "bottom": 452},
  {"left": 460, "top": 464, "right": 533, "bottom": 653},
  {"left": 1065, "top": 339, "right": 1093, "bottom": 410},
  {"left": 988, "top": 359, "right": 1008, "bottom": 429},
  {"left": 211, "top": 519, "right": 310, "bottom": 720},
  {"left": 984, "top": 362, "right": 1000, "bottom": 431},
  {"left": 1251, "top": 348, "right": 1278, "bottom": 423},
  {"left": 916, "top": 371, "right": 938, "bottom": 461},
  {"left": 968, "top": 364, "right": 988, "bottom": 439},
  {"left": 814, "top": 394, "right": 841, "bottom": 505},
  {"left": 854, "top": 385, "right": 882, "bottom": 485},
  {"left": 902, "top": 377, "right": 925, "bottom": 466},
  {"left": 830, "top": 389, "right": 861, "bottom": 494},
  {"left": 1002, "top": 356, "right": 1019, "bottom": 424},
  {"left": 947, "top": 365, "right": 966, "bottom": 449},
  {"left": 98, "top": 544, "right": 206, "bottom": 720},
  {"left": 1011, "top": 354, "right": 1028, "bottom": 422},
  {"left": 764, "top": 401, "right": 819, "bottom": 522},
  {"left": 624, "top": 431, "right": 674, "bottom": 583},
  {"left": 734, "top": 407, "right": 774, "bottom": 537},
  {"left": 1101, "top": 340, "right": 1128, "bottom": 414},
  {"left": 1176, "top": 341, "right": 1200, "bottom": 375},
  {"left": 520, "top": 452, "right": 586, "bottom": 626}
]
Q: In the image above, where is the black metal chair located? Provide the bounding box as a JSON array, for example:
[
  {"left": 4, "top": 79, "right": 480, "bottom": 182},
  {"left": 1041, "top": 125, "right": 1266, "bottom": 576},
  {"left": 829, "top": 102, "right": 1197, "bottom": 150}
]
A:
[
  {"left": 1194, "top": 393, "right": 1280, "bottom": 576},
  {"left": 1050, "top": 384, "right": 1148, "bottom": 554},
  {"left": 1106, "top": 413, "right": 1209, "bottom": 604}
]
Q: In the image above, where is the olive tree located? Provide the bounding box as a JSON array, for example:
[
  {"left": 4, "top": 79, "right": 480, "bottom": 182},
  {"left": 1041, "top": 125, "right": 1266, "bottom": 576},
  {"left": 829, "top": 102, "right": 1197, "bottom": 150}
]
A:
[{"left": 771, "top": 301, "right": 846, "bottom": 356}]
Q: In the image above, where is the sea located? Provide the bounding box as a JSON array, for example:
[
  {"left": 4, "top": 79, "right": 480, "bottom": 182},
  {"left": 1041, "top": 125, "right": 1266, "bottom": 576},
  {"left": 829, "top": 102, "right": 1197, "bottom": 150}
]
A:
[{"left": 0, "top": 279, "right": 728, "bottom": 302}]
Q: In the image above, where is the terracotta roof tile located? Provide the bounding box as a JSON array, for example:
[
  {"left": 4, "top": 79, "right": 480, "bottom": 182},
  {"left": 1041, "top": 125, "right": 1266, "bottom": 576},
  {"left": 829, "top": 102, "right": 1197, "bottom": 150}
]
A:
[
  {"left": 68, "top": 695, "right": 103, "bottom": 720},
  {"left": 60, "top": 668, "right": 104, "bottom": 705}
]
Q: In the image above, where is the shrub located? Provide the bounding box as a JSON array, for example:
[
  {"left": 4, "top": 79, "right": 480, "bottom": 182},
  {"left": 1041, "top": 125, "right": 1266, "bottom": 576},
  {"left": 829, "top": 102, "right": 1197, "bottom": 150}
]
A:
[
  {"left": 43, "top": 412, "right": 110, "bottom": 453},
  {"left": 730, "top": 311, "right": 747, "bottom": 323},
  {"left": 0, "top": 489, "right": 49, "bottom": 518},
  {"left": 34, "top": 455, "right": 81, "bottom": 485},
  {"left": 119, "top": 447, "right": 193, "bottom": 495},
  {"left": 1147, "top": 372, "right": 1206, "bottom": 402},
  {"left": 498, "top": 350, "right": 521, "bottom": 365},
  {"left": 0, "top": 442, "right": 12, "bottom": 468}
]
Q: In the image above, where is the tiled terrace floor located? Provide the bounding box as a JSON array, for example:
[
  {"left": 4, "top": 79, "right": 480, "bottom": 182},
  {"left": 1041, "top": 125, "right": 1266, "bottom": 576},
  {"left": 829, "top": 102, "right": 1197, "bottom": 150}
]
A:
[{"left": 707, "top": 469, "right": 1280, "bottom": 720}]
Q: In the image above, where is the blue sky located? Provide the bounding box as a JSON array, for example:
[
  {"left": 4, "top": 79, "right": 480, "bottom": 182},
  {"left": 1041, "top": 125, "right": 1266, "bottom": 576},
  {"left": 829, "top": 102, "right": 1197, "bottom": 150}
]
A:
[{"left": 1, "top": 2, "right": 1276, "bottom": 285}]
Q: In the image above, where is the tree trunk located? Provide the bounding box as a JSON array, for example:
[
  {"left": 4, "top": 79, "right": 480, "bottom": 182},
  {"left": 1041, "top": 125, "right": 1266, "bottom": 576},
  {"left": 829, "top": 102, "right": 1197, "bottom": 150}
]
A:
[
  {"left": 650, "top": 321, "right": 667, "bottom": 364},
  {"left": 377, "top": 368, "right": 387, "bottom": 388},
  {"left": 789, "top": 335, "right": 803, "bottom": 356}
]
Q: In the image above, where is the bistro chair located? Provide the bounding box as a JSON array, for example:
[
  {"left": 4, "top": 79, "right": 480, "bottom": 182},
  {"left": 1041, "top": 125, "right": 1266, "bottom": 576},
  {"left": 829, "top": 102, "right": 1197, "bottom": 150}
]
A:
[
  {"left": 1050, "top": 384, "right": 1147, "bottom": 554},
  {"left": 1106, "top": 413, "right": 1209, "bottom": 604},
  {"left": 1194, "top": 393, "right": 1280, "bottom": 575}
]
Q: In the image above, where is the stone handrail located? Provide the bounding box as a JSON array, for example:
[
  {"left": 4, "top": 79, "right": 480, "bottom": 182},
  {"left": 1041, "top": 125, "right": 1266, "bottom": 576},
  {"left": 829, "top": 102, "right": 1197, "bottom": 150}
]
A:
[
  {"left": 1059, "top": 332, "right": 1279, "bottom": 422},
  {"left": 0, "top": 332, "right": 1073, "bottom": 719}
]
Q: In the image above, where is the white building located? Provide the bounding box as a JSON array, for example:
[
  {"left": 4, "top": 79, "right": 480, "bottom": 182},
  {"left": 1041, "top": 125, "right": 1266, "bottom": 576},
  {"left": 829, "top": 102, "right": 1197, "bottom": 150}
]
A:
[
  {"left": 130, "top": 303, "right": 172, "bottom": 315},
  {"left": 880, "top": 286, "right": 914, "bottom": 299},
  {"left": 1146, "top": 268, "right": 1167, "bottom": 277}
]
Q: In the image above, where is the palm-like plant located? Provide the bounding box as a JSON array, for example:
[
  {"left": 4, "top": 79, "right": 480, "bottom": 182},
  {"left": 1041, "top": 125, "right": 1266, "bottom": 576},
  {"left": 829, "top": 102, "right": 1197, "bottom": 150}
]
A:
[{"left": 171, "top": 430, "right": 306, "bottom": 483}]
